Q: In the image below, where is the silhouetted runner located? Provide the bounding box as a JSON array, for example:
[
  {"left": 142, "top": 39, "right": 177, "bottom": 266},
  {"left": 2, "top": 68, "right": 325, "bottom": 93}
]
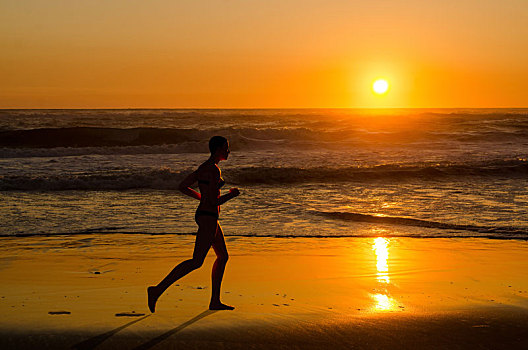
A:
[{"left": 147, "top": 136, "right": 240, "bottom": 312}]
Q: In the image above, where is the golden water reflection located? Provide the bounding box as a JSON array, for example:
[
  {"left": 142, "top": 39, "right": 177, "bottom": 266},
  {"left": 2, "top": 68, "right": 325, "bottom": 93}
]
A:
[
  {"left": 371, "top": 293, "right": 398, "bottom": 311},
  {"left": 372, "top": 237, "right": 389, "bottom": 283},
  {"left": 371, "top": 237, "right": 398, "bottom": 311}
]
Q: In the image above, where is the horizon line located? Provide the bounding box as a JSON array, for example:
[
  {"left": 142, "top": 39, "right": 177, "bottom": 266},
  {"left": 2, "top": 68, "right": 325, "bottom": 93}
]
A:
[{"left": 1, "top": 107, "right": 527, "bottom": 111}]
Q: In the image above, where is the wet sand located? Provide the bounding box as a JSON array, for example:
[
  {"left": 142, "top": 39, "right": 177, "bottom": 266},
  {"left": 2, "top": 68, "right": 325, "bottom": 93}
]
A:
[{"left": 1, "top": 234, "right": 527, "bottom": 349}]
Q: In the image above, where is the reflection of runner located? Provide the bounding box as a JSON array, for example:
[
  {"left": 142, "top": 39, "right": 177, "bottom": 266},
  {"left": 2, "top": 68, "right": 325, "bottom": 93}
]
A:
[{"left": 147, "top": 136, "right": 240, "bottom": 312}]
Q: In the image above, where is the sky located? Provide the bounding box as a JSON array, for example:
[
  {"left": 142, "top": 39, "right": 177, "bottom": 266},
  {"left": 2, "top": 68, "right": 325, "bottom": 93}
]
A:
[{"left": 1, "top": 0, "right": 527, "bottom": 108}]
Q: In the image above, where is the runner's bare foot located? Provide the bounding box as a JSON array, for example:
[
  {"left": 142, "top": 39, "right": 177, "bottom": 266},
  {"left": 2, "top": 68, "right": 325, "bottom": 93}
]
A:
[
  {"left": 147, "top": 286, "right": 160, "bottom": 313},
  {"left": 209, "top": 302, "right": 235, "bottom": 310}
]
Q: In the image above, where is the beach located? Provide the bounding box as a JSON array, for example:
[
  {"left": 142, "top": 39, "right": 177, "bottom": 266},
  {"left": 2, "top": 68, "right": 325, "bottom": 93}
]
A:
[{"left": 1, "top": 234, "right": 527, "bottom": 349}]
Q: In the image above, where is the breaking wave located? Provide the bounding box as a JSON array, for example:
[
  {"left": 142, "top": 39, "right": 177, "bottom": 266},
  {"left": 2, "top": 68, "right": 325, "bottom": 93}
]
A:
[
  {"left": 1, "top": 160, "right": 526, "bottom": 190},
  {"left": 2, "top": 124, "right": 528, "bottom": 156},
  {"left": 313, "top": 211, "right": 528, "bottom": 238}
]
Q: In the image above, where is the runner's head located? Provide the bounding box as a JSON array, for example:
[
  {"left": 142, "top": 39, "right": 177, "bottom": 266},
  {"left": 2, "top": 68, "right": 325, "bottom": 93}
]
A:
[{"left": 209, "top": 136, "right": 230, "bottom": 160}]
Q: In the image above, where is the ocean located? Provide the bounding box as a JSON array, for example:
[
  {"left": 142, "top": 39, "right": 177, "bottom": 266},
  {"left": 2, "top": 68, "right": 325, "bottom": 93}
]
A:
[{"left": 1, "top": 109, "right": 527, "bottom": 239}]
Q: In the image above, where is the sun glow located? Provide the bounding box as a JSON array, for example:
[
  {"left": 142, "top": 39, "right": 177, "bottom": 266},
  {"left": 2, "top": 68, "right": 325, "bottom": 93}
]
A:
[{"left": 373, "top": 79, "right": 389, "bottom": 94}]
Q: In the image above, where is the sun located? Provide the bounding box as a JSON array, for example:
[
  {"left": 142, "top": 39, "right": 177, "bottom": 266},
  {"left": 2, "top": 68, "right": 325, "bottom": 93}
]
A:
[{"left": 373, "top": 79, "right": 389, "bottom": 94}]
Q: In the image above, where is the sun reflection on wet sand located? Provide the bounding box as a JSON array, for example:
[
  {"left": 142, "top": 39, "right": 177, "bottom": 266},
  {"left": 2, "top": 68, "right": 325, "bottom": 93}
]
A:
[
  {"left": 371, "top": 293, "right": 398, "bottom": 311},
  {"left": 373, "top": 237, "right": 389, "bottom": 283},
  {"left": 371, "top": 237, "right": 399, "bottom": 311}
]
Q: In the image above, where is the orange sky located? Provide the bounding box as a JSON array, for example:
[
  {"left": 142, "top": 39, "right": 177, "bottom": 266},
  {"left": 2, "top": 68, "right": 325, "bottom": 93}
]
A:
[{"left": 1, "top": 0, "right": 527, "bottom": 108}]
